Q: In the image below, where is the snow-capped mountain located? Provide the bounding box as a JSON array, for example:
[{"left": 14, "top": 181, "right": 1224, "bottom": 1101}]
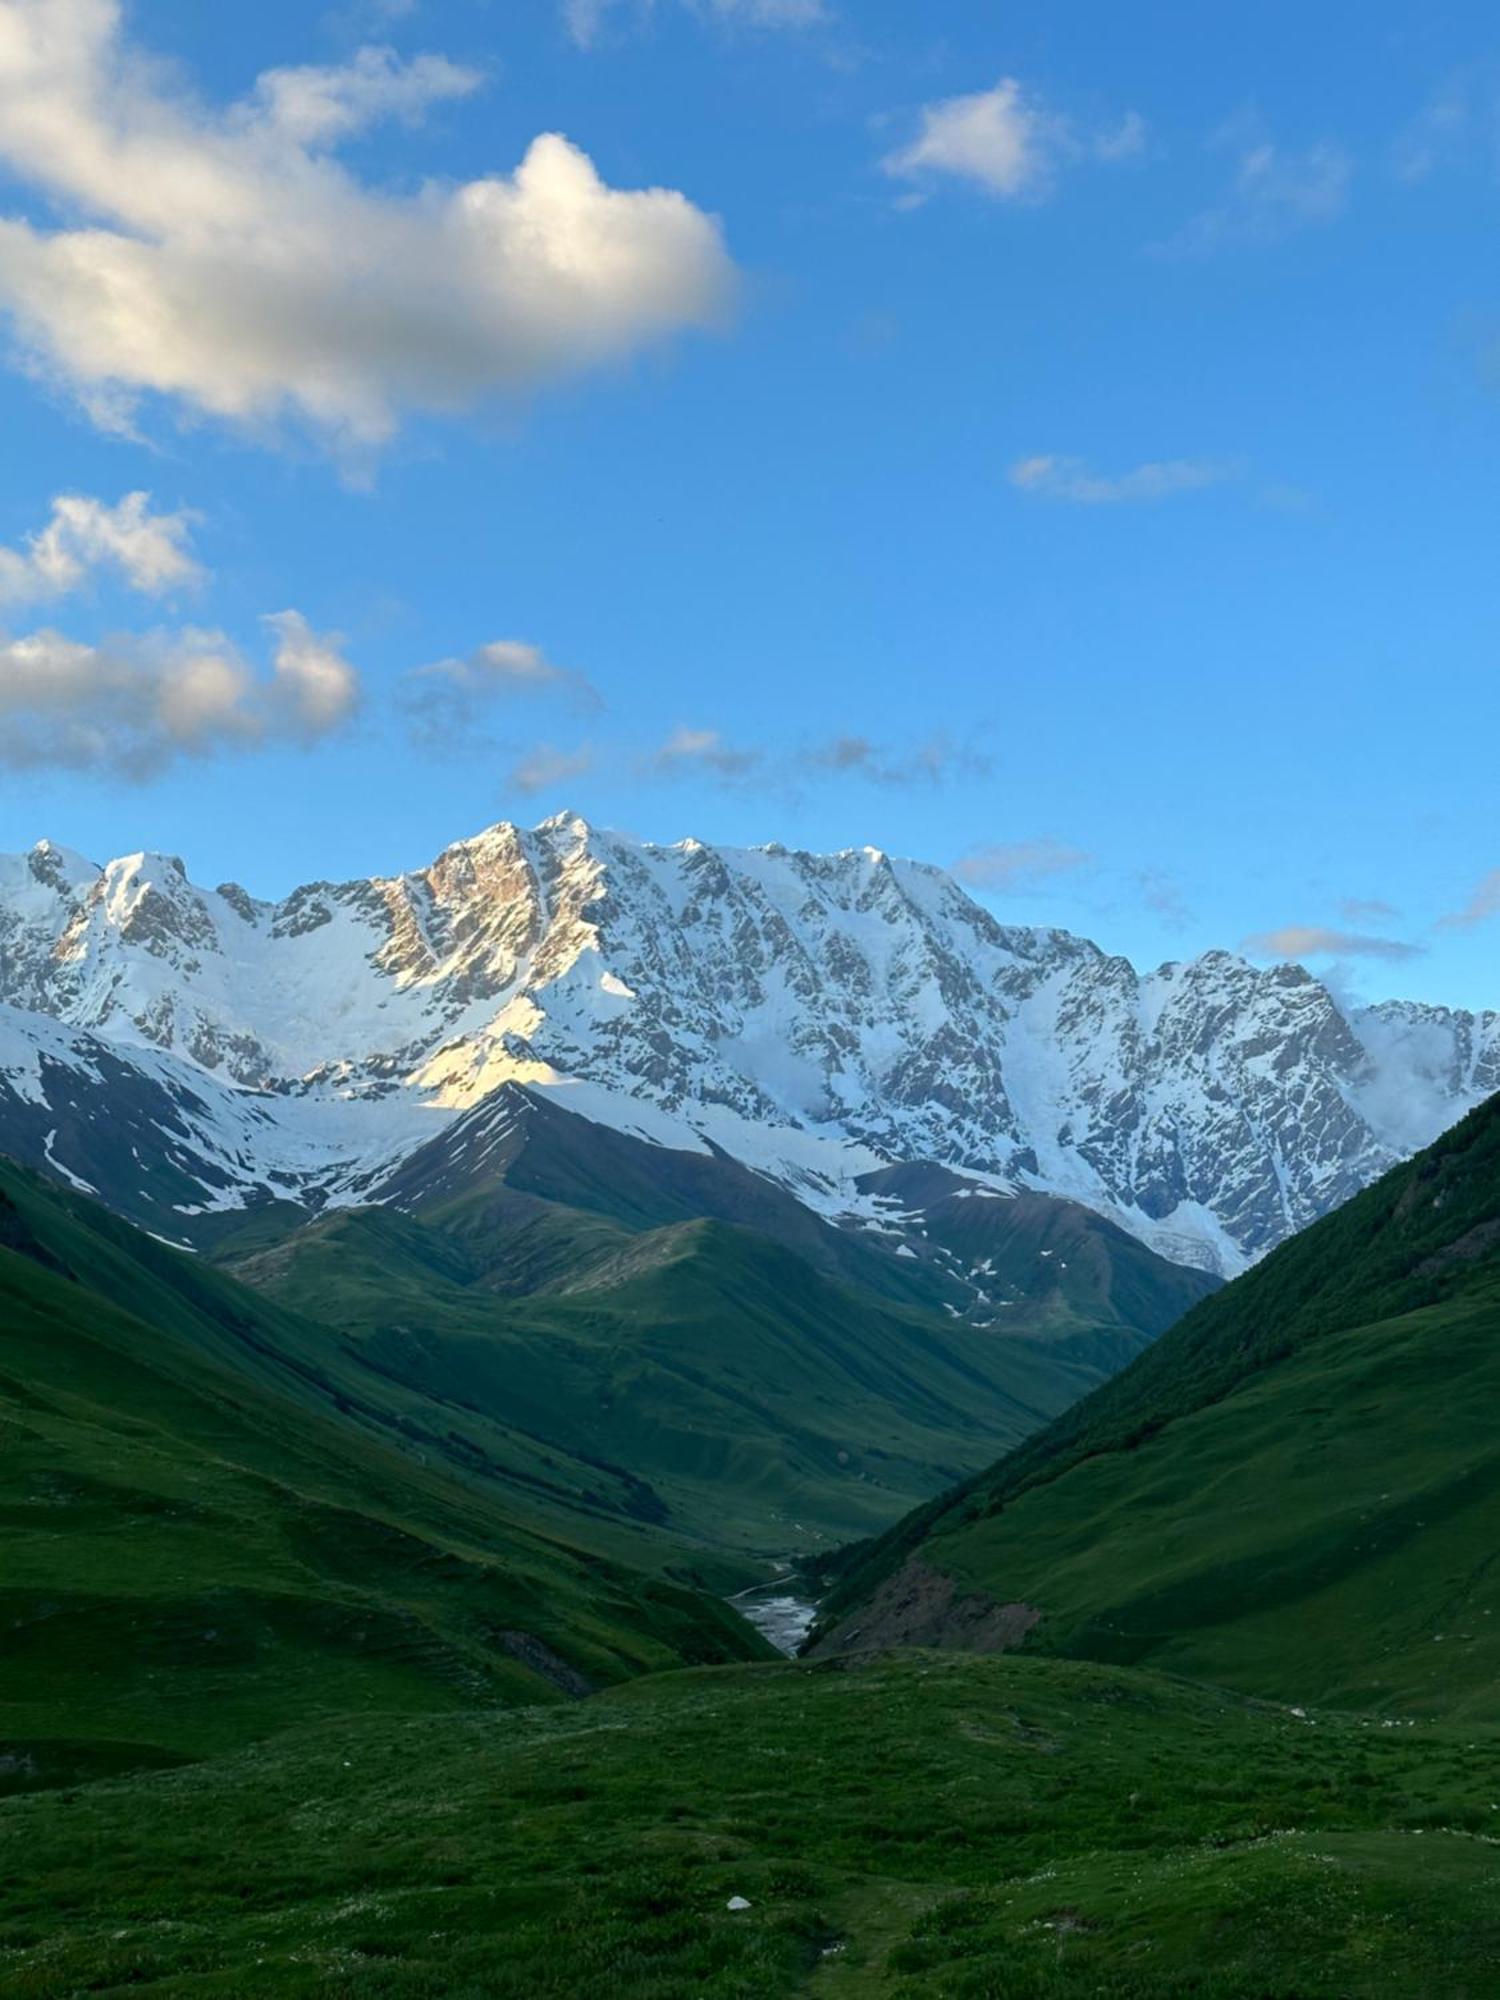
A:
[{"left": 1, "top": 814, "right": 1494, "bottom": 1273}]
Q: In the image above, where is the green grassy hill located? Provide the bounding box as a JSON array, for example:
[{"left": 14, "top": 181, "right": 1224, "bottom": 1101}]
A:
[
  {"left": 222, "top": 1199, "right": 1112, "bottom": 1558},
  {"left": 5, "top": 1650, "right": 1500, "bottom": 1996},
  {"left": 213, "top": 1086, "right": 1212, "bottom": 1561},
  {"left": 816, "top": 1096, "right": 1500, "bottom": 1717},
  {"left": 0, "top": 1160, "right": 764, "bottom": 1777}
]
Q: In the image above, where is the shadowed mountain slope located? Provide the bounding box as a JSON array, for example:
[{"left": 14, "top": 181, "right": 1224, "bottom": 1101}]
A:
[
  {"left": 0, "top": 1160, "right": 765, "bottom": 1775},
  {"left": 816, "top": 1095, "right": 1500, "bottom": 1718}
]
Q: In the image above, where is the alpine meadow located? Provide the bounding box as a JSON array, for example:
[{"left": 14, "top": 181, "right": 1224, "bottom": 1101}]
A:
[{"left": 0, "top": 1, "right": 1496, "bottom": 1995}]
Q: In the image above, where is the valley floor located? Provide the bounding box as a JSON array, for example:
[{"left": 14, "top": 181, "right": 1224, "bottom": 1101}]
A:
[{"left": 4, "top": 1651, "right": 1499, "bottom": 1998}]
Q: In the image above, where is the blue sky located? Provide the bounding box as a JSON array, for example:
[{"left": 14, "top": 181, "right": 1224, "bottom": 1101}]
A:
[{"left": 0, "top": 0, "right": 1496, "bottom": 1007}]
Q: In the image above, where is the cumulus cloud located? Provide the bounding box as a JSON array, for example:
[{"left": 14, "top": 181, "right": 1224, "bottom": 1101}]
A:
[
  {"left": 952, "top": 839, "right": 1092, "bottom": 892},
  {"left": 1436, "top": 869, "right": 1500, "bottom": 931},
  {"left": 401, "top": 638, "right": 602, "bottom": 751},
  {"left": 1242, "top": 924, "right": 1423, "bottom": 964},
  {"left": 565, "top": 0, "right": 825, "bottom": 51},
  {"left": 883, "top": 78, "right": 1145, "bottom": 202},
  {"left": 1163, "top": 117, "right": 1351, "bottom": 253},
  {"left": 0, "top": 0, "right": 735, "bottom": 453},
  {"left": 1010, "top": 454, "right": 1238, "bottom": 505},
  {"left": 0, "top": 491, "right": 202, "bottom": 606},
  {"left": 508, "top": 742, "right": 597, "bottom": 795},
  {"left": 0, "top": 610, "right": 359, "bottom": 775}
]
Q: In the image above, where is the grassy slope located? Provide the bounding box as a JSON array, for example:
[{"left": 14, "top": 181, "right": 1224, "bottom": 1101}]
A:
[
  {"left": 818, "top": 1096, "right": 1500, "bottom": 1715},
  {"left": 224, "top": 1201, "right": 1120, "bottom": 1558},
  {"left": 3, "top": 1652, "right": 1500, "bottom": 1996},
  {"left": 0, "top": 1164, "right": 764, "bottom": 1771}
]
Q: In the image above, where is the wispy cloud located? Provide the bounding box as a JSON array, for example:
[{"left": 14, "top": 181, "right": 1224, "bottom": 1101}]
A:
[
  {"left": 1391, "top": 71, "right": 1500, "bottom": 183},
  {"left": 1138, "top": 868, "right": 1194, "bottom": 932},
  {"left": 1436, "top": 869, "right": 1500, "bottom": 932},
  {"left": 883, "top": 77, "right": 1145, "bottom": 203},
  {"left": 1338, "top": 896, "right": 1400, "bottom": 925},
  {"left": 0, "top": 611, "right": 359, "bottom": 777},
  {"left": 1010, "top": 454, "right": 1238, "bottom": 505},
  {"left": 0, "top": 492, "right": 202, "bottom": 606},
  {"left": 0, "top": 0, "right": 734, "bottom": 456},
  {"left": 1242, "top": 923, "right": 1423, "bottom": 964},
  {"left": 639, "top": 726, "right": 991, "bottom": 791},
  {"left": 648, "top": 725, "right": 763, "bottom": 780},
  {"left": 802, "top": 733, "right": 992, "bottom": 786},
  {"left": 953, "top": 839, "right": 1092, "bottom": 892},
  {"left": 401, "top": 639, "right": 602, "bottom": 752},
  {"left": 508, "top": 742, "right": 597, "bottom": 796},
  {"left": 1162, "top": 115, "right": 1351, "bottom": 253},
  {"left": 565, "top": 0, "right": 825, "bottom": 52}
]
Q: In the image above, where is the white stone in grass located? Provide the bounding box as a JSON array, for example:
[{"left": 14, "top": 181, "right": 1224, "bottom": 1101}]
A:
[{"left": 727, "top": 1896, "right": 752, "bottom": 1912}]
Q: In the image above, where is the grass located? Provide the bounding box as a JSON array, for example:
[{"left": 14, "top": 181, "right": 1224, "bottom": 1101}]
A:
[
  {"left": 817, "top": 1095, "right": 1500, "bottom": 1720},
  {"left": 0, "top": 1161, "right": 765, "bottom": 1770},
  {"left": 220, "top": 1199, "right": 1119, "bottom": 1560},
  {"left": 4, "top": 1651, "right": 1500, "bottom": 1995}
]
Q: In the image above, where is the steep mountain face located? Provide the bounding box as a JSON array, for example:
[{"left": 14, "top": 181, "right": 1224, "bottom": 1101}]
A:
[
  {"left": 1, "top": 816, "right": 1494, "bottom": 1274},
  {"left": 814, "top": 1094, "right": 1500, "bottom": 1719}
]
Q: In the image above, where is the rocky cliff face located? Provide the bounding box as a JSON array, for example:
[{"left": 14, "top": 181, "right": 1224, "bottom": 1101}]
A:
[{"left": 1, "top": 814, "right": 1494, "bottom": 1271}]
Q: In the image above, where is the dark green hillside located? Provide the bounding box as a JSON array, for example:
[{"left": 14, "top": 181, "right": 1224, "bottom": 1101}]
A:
[
  {"left": 215, "top": 1086, "right": 1214, "bottom": 1560},
  {"left": 224, "top": 1201, "right": 1112, "bottom": 1557},
  {"left": 6, "top": 1650, "right": 1500, "bottom": 1997},
  {"left": 816, "top": 1096, "right": 1500, "bottom": 1716},
  {"left": 0, "top": 1162, "right": 763, "bottom": 1774}
]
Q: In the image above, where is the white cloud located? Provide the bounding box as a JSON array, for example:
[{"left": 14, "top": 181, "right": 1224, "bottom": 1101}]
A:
[
  {"left": 508, "top": 742, "right": 596, "bottom": 795},
  {"left": 1243, "top": 923, "right": 1423, "bottom": 964},
  {"left": 1164, "top": 118, "right": 1351, "bottom": 252},
  {"left": 0, "top": 491, "right": 202, "bottom": 606},
  {"left": 249, "top": 45, "right": 481, "bottom": 147},
  {"left": 565, "top": 0, "right": 825, "bottom": 52},
  {"left": 1436, "top": 869, "right": 1500, "bottom": 931},
  {"left": 401, "top": 638, "right": 602, "bottom": 750},
  {"left": 953, "top": 840, "right": 1092, "bottom": 891},
  {"left": 0, "top": 610, "right": 359, "bottom": 775},
  {"left": 1010, "top": 454, "right": 1237, "bottom": 505},
  {"left": 0, "top": 0, "right": 735, "bottom": 453},
  {"left": 883, "top": 78, "right": 1145, "bottom": 202}
]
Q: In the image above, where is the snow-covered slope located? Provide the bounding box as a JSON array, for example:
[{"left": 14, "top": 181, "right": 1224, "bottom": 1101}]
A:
[{"left": 0, "top": 815, "right": 1494, "bottom": 1272}]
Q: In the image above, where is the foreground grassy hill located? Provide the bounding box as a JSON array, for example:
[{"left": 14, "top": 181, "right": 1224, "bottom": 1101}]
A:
[
  {"left": 815, "top": 1095, "right": 1500, "bottom": 1717},
  {"left": 0, "top": 1160, "right": 763, "bottom": 1774},
  {"left": 4, "top": 1650, "right": 1499, "bottom": 1996}
]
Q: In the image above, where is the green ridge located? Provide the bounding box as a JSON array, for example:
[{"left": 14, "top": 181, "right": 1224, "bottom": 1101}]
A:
[{"left": 818, "top": 1096, "right": 1500, "bottom": 1716}]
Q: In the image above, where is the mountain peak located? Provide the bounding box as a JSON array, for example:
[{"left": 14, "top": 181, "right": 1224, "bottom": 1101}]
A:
[{"left": 0, "top": 815, "right": 1493, "bottom": 1276}]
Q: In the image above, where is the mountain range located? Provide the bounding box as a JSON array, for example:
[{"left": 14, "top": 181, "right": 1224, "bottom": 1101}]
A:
[{"left": 2, "top": 813, "right": 1494, "bottom": 1287}]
